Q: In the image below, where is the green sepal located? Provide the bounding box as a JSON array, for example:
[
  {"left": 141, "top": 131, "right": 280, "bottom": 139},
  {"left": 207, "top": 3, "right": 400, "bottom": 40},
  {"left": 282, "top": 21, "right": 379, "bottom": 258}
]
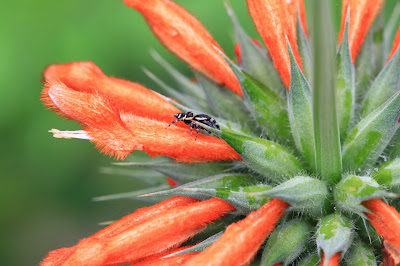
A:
[
  {"left": 298, "top": 252, "right": 320, "bottom": 266},
  {"left": 355, "top": 31, "right": 375, "bottom": 104},
  {"left": 372, "top": 157, "right": 400, "bottom": 187},
  {"left": 150, "top": 50, "right": 205, "bottom": 101},
  {"left": 99, "top": 166, "right": 165, "bottom": 186},
  {"left": 164, "top": 231, "right": 223, "bottom": 258},
  {"left": 261, "top": 219, "right": 313, "bottom": 266},
  {"left": 114, "top": 159, "right": 234, "bottom": 183},
  {"left": 296, "top": 13, "right": 312, "bottom": 82},
  {"left": 161, "top": 94, "right": 253, "bottom": 136},
  {"left": 185, "top": 184, "right": 271, "bottom": 214},
  {"left": 361, "top": 46, "right": 400, "bottom": 116},
  {"left": 139, "top": 173, "right": 256, "bottom": 200},
  {"left": 333, "top": 175, "right": 397, "bottom": 217},
  {"left": 316, "top": 213, "right": 353, "bottom": 263},
  {"left": 383, "top": 1, "right": 400, "bottom": 58},
  {"left": 252, "top": 176, "right": 331, "bottom": 217},
  {"left": 342, "top": 90, "right": 400, "bottom": 173},
  {"left": 93, "top": 184, "right": 170, "bottom": 203},
  {"left": 218, "top": 49, "right": 292, "bottom": 144},
  {"left": 355, "top": 217, "right": 382, "bottom": 250},
  {"left": 143, "top": 68, "right": 209, "bottom": 112},
  {"left": 372, "top": 14, "right": 385, "bottom": 75},
  {"left": 336, "top": 11, "right": 355, "bottom": 141},
  {"left": 288, "top": 41, "right": 316, "bottom": 171},
  {"left": 344, "top": 238, "right": 377, "bottom": 266},
  {"left": 194, "top": 72, "right": 250, "bottom": 125},
  {"left": 225, "top": 3, "right": 284, "bottom": 95},
  {"left": 218, "top": 129, "right": 302, "bottom": 183}
]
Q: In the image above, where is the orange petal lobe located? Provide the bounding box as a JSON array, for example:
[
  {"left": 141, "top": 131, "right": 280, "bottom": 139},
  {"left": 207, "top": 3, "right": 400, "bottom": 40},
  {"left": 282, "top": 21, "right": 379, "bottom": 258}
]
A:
[
  {"left": 247, "top": 0, "right": 303, "bottom": 88},
  {"left": 362, "top": 199, "right": 400, "bottom": 263},
  {"left": 43, "top": 62, "right": 180, "bottom": 122},
  {"left": 183, "top": 199, "right": 289, "bottom": 265},
  {"left": 62, "top": 198, "right": 234, "bottom": 265},
  {"left": 123, "top": 0, "right": 243, "bottom": 96},
  {"left": 388, "top": 25, "right": 400, "bottom": 61},
  {"left": 320, "top": 253, "right": 340, "bottom": 266},
  {"left": 339, "top": 0, "right": 385, "bottom": 62},
  {"left": 42, "top": 82, "right": 241, "bottom": 162}
]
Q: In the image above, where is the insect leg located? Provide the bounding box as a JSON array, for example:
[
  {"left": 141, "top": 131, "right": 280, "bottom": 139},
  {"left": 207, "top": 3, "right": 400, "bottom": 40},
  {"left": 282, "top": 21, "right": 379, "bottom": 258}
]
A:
[
  {"left": 195, "top": 124, "right": 201, "bottom": 141},
  {"left": 165, "top": 119, "right": 181, "bottom": 129}
]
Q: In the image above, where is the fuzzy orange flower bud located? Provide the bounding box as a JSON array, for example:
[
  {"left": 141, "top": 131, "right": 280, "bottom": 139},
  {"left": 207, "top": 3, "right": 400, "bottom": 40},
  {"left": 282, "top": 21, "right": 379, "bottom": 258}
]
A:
[
  {"left": 247, "top": 0, "right": 305, "bottom": 88},
  {"left": 42, "top": 82, "right": 241, "bottom": 162},
  {"left": 42, "top": 197, "right": 234, "bottom": 265},
  {"left": 339, "top": 0, "right": 385, "bottom": 62},
  {"left": 319, "top": 253, "right": 340, "bottom": 266},
  {"left": 362, "top": 199, "right": 400, "bottom": 265},
  {"left": 123, "top": 0, "right": 243, "bottom": 96},
  {"left": 43, "top": 62, "right": 180, "bottom": 122},
  {"left": 183, "top": 199, "right": 289, "bottom": 265},
  {"left": 388, "top": 25, "right": 400, "bottom": 61}
]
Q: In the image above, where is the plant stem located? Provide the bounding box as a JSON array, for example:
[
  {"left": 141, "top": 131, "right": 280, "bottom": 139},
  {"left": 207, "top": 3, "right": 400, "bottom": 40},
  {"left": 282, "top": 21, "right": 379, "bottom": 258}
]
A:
[{"left": 311, "top": 0, "right": 342, "bottom": 183}]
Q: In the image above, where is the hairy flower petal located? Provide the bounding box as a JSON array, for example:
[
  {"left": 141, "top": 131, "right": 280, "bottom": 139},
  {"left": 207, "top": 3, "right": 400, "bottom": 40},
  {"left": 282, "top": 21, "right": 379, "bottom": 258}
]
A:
[
  {"left": 339, "top": 0, "right": 385, "bottom": 62},
  {"left": 43, "top": 62, "right": 180, "bottom": 122},
  {"left": 134, "top": 252, "right": 198, "bottom": 266},
  {"left": 362, "top": 199, "right": 400, "bottom": 263},
  {"left": 41, "top": 196, "right": 198, "bottom": 266},
  {"left": 42, "top": 198, "right": 234, "bottom": 266},
  {"left": 42, "top": 82, "right": 241, "bottom": 162},
  {"left": 247, "top": 0, "right": 304, "bottom": 87},
  {"left": 124, "top": 0, "right": 242, "bottom": 96},
  {"left": 183, "top": 199, "right": 289, "bottom": 265},
  {"left": 388, "top": 25, "right": 400, "bottom": 61}
]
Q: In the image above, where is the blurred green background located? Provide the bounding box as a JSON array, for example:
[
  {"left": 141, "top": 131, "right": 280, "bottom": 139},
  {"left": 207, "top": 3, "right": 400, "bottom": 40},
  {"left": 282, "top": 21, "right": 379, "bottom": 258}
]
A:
[{"left": 0, "top": 0, "right": 396, "bottom": 265}]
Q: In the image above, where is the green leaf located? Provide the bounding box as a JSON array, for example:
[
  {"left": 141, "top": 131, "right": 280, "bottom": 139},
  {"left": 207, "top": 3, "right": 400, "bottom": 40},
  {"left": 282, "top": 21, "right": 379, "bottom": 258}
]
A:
[
  {"left": 355, "top": 31, "right": 375, "bottom": 105},
  {"left": 194, "top": 72, "right": 250, "bottom": 125},
  {"left": 99, "top": 166, "right": 165, "bottom": 186},
  {"left": 298, "top": 252, "right": 320, "bottom": 266},
  {"left": 186, "top": 184, "right": 271, "bottom": 213},
  {"left": 164, "top": 231, "right": 223, "bottom": 257},
  {"left": 150, "top": 50, "right": 205, "bottom": 100},
  {"left": 316, "top": 214, "right": 353, "bottom": 263},
  {"left": 219, "top": 51, "right": 292, "bottom": 144},
  {"left": 336, "top": 11, "right": 355, "bottom": 141},
  {"left": 225, "top": 3, "right": 284, "bottom": 96},
  {"left": 344, "top": 238, "right": 377, "bottom": 266},
  {"left": 311, "top": 0, "right": 342, "bottom": 184},
  {"left": 372, "top": 14, "right": 385, "bottom": 75},
  {"left": 296, "top": 13, "right": 312, "bottom": 82},
  {"left": 139, "top": 173, "right": 256, "bottom": 200},
  {"left": 218, "top": 129, "right": 302, "bottom": 183},
  {"left": 361, "top": 47, "right": 400, "bottom": 116},
  {"left": 114, "top": 159, "right": 234, "bottom": 183},
  {"left": 288, "top": 42, "right": 316, "bottom": 171},
  {"left": 383, "top": 1, "right": 400, "bottom": 58},
  {"left": 261, "top": 219, "right": 312, "bottom": 266},
  {"left": 143, "top": 68, "right": 209, "bottom": 112},
  {"left": 372, "top": 157, "right": 400, "bottom": 187},
  {"left": 333, "top": 175, "right": 396, "bottom": 217},
  {"left": 342, "top": 90, "right": 400, "bottom": 173},
  {"left": 253, "top": 176, "right": 331, "bottom": 217}
]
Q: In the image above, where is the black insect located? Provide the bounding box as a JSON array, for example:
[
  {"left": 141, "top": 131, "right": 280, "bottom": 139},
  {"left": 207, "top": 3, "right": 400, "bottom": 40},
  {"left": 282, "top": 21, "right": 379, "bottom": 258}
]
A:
[{"left": 167, "top": 111, "right": 220, "bottom": 140}]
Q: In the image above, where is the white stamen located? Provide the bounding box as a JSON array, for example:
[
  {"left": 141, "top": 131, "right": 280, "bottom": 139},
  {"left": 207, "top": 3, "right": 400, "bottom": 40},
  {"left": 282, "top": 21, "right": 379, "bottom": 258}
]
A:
[{"left": 49, "top": 129, "right": 92, "bottom": 140}]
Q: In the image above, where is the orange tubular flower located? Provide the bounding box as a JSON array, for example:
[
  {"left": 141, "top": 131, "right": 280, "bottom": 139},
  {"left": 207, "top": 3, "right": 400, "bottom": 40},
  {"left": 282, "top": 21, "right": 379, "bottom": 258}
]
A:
[
  {"left": 134, "top": 252, "right": 198, "bottom": 266},
  {"left": 41, "top": 197, "right": 234, "bottom": 266},
  {"left": 41, "top": 81, "right": 241, "bottom": 161},
  {"left": 339, "top": 0, "right": 385, "bottom": 62},
  {"left": 183, "top": 199, "right": 289, "bottom": 265},
  {"left": 388, "top": 25, "right": 400, "bottom": 61},
  {"left": 43, "top": 62, "right": 180, "bottom": 123},
  {"left": 247, "top": 0, "right": 305, "bottom": 87},
  {"left": 123, "top": 0, "right": 243, "bottom": 96},
  {"left": 319, "top": 253, "right": 340, "bottom": 266},
  {"left": 362, "top": 199, "right": 400, "bottom": 265}
]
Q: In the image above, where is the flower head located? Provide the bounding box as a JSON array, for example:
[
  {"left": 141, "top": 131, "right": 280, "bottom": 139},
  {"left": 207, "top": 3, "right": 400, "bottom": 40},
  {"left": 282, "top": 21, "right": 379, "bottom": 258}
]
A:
[{"left": 41, "top": 0, "right": 400, "bottom": 265}]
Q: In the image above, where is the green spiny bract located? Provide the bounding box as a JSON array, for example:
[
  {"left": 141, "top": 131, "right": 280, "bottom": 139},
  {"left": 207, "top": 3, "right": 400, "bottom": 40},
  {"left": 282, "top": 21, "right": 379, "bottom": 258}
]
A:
[{"left": 102, "top": 3, "right": 400, "bottom": 265}]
